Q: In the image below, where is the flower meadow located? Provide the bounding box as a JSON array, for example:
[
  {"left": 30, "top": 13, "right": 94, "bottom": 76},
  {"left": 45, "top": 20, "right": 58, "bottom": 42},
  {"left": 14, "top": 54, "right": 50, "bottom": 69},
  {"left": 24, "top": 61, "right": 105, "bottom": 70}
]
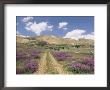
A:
[
  {"left": 17, "top": 50, "right": 94, "bottom": 74},
  {"left": 16, "top": 49, "right": 41, "bottom": 74},
  {"left": 69, "top": 60, "right": 94, "bottom": 74},
  {"left": 52, "top": 51, "right": 74, "bottom": 61},
  {"left": 16, "top": 60, "right": 38, "bottom": 74},
  {"left": 52, "top": 51, "right": 94, "bottom": 74}
]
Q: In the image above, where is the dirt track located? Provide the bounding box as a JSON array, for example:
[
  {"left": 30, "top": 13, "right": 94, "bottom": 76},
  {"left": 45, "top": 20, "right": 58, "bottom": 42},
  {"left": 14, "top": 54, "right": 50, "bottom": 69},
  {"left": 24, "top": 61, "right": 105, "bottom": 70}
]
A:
[{"left": 36, "top": 51, "right": 69, "bottom": 74}]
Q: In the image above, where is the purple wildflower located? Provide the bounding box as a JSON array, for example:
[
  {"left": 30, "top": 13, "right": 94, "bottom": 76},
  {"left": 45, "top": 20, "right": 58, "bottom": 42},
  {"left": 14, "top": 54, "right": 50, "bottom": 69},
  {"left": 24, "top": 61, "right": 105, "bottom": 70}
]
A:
[
  {"left": 52, "top": 51, "right": 73, "bottom": 61},
  {"left": 69, "top": 61, "right": 94, "bottom": 74},
  {"left": 25, "top": 60, "right": 38, "bottom": 73}
]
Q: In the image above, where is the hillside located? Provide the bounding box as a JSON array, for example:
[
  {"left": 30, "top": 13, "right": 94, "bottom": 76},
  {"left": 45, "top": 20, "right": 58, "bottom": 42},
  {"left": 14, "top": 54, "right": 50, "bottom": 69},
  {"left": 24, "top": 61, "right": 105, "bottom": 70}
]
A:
[{"left": 16, "top": 35, "right": 94, "bottom": 46}]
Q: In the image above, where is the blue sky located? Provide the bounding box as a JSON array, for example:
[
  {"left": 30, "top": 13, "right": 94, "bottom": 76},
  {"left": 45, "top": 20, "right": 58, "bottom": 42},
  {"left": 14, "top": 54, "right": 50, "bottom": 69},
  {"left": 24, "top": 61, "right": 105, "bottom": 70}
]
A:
[{"left": 16, "top": 16, "right": 94, "bottom": 40}]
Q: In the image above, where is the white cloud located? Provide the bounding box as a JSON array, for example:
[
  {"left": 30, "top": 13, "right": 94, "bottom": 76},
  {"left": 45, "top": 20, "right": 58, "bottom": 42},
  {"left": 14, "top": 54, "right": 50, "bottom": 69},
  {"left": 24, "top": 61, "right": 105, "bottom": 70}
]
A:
[
  {"left": 16, "top": 30, "right": 30, "bottom": 37},
  {"left": 16, "top": 31, "right": 20, "bottom": 35},
  {"left": 47, "top": 25, "right": 53, "bottom": 31},
  {"left": 91, "top": 32, "right": 94, "bottom": 35},
  {"left": 25, "top": 22, "right": 53, "bottom": 36},
  {"left": 22, "top": 16, "right": 33, "bottom": 22},
  {"left": 58, "top": 22, "right": 68, "bottom": 29},
  {"left": 26, "top": 22, "right": 33, "bottom": 26},
  {"left": 16, "top": 34, "right": 30, "bottom": 38},
  {"left": 81, "top": 34, "right": 94, "bottom": 40},
  {"left": 64, "top": 29, "right": 94, "bottom": 40},
  {"left": 63, "top": 27, "right": 68, "bottom": 30},
  {"left": 81, "top": 31, "right": 94, "bottom": 40}
]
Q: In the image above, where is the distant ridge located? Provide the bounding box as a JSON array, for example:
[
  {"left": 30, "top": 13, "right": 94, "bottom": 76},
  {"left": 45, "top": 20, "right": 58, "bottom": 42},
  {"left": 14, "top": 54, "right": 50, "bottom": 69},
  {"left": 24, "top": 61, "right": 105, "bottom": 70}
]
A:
[{"left": 16, "top": 35, "right": 94, "bottom": 45}]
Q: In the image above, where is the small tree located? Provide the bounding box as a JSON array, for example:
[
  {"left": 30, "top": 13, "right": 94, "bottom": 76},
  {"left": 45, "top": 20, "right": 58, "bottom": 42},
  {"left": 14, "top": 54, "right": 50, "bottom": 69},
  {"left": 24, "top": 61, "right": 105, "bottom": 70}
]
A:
[
  {"left": 38, "top": 41, "right": 48, "bottom": 46},
  {"left": 75, "top": 45, "right": 80, "bottom": 48}
]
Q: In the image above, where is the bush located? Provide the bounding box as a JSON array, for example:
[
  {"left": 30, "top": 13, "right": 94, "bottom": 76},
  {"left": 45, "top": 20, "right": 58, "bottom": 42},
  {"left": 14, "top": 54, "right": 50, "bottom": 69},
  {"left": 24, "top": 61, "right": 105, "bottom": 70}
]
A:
[{"left": 38, "top": 41, "right": 48, "bottom": 46}]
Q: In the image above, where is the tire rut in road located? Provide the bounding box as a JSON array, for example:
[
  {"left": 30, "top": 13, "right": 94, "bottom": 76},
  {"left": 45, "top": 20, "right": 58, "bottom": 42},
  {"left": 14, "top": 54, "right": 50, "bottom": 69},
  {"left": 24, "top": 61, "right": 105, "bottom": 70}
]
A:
[
  {"left": 47, "top": 52, "right": 69, "bottom": 74},
  {"left": 37, "top": 52, "right": 47, "bottom": 74}
]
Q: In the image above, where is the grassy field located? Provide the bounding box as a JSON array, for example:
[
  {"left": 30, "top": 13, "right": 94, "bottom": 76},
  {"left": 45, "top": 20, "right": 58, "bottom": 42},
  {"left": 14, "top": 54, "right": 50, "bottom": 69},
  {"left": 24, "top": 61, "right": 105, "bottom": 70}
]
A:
[{"left": 16, "top": 39, "right": 94, "bottom": 74}]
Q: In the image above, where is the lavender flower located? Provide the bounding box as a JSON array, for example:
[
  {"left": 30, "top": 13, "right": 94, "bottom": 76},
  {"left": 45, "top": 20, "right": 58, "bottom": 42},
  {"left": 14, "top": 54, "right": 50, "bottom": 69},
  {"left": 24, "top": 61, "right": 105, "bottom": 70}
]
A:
[
  {"left": 69, "top": 62, "right": 93, "bottom": 74},
  {"left": 25, "top": 60, "right": 38, "bottom": 73},
  {"left": 16, "top": 51, "right": 29, "bottom": 60},
  {"left": 80, "top": 58, "right": 94, "bottom": 71},
  {"left": 31, "top": 51, "right": 41, "bottom": 58},
  {"left": 52, "top": 51, "right": 73, "bottom": 61},
  {"left": 16, "top": 50, "right": 41, "bottom": 61}
]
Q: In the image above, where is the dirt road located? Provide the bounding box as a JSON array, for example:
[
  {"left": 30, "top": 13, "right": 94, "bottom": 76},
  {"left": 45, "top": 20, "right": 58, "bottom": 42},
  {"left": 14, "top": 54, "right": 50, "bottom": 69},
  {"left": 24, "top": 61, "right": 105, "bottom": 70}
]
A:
[{"left": 36, "top": 51, "right": 69, "bottom": 74}]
